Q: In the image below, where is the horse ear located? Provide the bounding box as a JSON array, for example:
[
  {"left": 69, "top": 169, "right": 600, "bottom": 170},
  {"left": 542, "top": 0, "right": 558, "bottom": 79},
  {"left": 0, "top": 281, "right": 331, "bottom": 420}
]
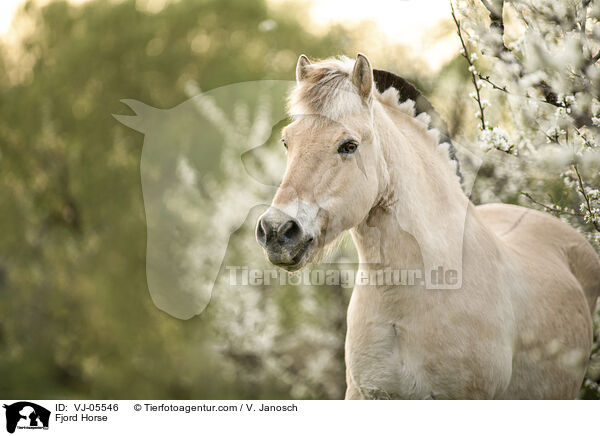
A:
[
  {"left": 296, "top": 54, "right": 311, "bottom": 84},
  {"left": 352, "top": 53, "right": 373, "bottom": 102}
]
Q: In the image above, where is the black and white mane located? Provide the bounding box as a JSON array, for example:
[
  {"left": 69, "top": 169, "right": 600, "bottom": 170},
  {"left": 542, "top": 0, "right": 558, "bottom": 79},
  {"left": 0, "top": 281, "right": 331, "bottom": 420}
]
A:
[{"left": 372, "top": 69, "right": 462, "bottom": 182}]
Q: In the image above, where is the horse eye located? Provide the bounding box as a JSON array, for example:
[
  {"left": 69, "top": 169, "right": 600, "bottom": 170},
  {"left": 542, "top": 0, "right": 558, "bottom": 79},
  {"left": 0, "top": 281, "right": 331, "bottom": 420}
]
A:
[
  {"left": 281, "top": 139, "right": 288, "bottom": 151},
  {"left": 338, "top": 141, "right": 358, "bottom": 155}
]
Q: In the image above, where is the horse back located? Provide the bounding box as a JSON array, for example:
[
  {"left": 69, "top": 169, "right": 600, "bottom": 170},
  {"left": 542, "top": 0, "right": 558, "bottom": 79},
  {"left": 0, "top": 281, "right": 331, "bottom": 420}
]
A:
[{"left": 476, "top": 203, "right": 600, "bottom": 316}]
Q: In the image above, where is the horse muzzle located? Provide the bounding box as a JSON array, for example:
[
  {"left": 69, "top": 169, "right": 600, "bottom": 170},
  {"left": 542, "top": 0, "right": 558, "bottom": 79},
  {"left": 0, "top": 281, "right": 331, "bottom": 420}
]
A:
[{"left": 256, "top": 207, "right": 314, "bottom": 271}]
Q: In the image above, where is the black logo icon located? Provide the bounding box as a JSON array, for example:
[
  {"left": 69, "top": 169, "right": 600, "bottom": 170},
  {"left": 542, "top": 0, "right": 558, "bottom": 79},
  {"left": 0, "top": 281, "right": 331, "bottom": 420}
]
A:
[{"left": 3, "top": 402, "right": 50, "bottom": 434}]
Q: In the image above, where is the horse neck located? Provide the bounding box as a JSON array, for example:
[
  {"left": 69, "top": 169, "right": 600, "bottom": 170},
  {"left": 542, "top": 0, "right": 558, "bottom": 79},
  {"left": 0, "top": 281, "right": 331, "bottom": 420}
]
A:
[{"left": 351, "top": 103, "right": 473, "bottom": 279}]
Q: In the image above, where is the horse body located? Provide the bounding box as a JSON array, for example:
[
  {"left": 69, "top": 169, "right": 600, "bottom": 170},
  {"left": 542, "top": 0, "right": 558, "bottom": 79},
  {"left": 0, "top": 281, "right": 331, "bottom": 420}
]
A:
[
  {"left": 346, "top": 201, "right": 598, "bottom": 399},
  {"left": 479, "top": 203, "right": 599, "bottom": 399},
  {"left": 256, "top": 54, "right": 600, "bottom": 399}
]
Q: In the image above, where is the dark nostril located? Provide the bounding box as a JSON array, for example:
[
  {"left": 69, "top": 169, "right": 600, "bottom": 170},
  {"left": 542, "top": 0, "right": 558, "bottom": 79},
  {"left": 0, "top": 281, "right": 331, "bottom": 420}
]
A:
[
  {"left": 256, "top": 218, "right": 268, "bottom": 246},
  {"left": 278, "top": 219, "right": 301, "bottom": 241}
]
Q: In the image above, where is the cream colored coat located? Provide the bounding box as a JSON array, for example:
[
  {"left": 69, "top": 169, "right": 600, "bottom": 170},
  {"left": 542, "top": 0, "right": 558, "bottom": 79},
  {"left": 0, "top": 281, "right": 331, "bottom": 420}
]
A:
[
  {"left": 261, "top": 54, "right": 600, "bottom": 399},
  {"left": 344, "top": 89, "right": 600, "bottom": 400}
]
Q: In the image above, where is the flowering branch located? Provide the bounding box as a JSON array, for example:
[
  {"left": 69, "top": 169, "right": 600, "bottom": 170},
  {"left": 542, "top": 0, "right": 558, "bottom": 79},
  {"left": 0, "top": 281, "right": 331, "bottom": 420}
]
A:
[
  {"left": 478, "top": 74, "right": 508, "bottom": 93},
  {"left": 573, "top": 164, "right": 600, "bottom": 232},
  {"left": 451, "top": 2, "right": 487, "bottom": 130},
  {"left": 520, "top": 192, "right": 579, "bottom": 217}
]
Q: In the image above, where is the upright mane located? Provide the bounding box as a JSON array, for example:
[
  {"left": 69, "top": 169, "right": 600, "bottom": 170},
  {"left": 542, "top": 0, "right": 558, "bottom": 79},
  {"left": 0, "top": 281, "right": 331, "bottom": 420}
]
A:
[{"left": 288, "top": 56, "right": 462, "bottom": 183}]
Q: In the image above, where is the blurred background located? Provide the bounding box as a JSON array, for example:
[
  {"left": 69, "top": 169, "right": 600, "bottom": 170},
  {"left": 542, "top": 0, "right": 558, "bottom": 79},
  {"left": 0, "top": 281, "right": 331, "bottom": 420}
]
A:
[{"left": 0, "top": 0, "right": 598, "bottom": 399}]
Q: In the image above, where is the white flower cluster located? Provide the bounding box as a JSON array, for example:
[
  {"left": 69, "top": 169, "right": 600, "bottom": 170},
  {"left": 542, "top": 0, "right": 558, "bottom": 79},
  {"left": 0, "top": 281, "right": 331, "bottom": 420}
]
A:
[
  {"left": 581, "top": 189, "right": 600, "bottom": 227},
  {"left": 479, "top": 126, "right": 515, "bottom": 154}
]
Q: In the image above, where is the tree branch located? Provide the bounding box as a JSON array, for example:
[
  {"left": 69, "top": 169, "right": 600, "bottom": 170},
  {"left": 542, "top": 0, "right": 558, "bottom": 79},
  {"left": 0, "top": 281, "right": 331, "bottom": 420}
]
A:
[
  {"left": 520, "top": 192, "right": 580, "bottom": 217},
  {"left": 573, "top": 164, "right": 600, "bottom": 232},
  {"left": 451, "top": 2, "right": 487, "bottom": 130},
  {"left": 478, "top": 74, "right": 508, "bottom": 93}
]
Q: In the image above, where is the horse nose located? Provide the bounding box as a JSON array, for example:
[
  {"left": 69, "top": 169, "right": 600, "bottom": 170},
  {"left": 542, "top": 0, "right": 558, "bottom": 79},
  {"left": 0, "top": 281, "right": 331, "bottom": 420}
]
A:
[
  {"left": 256, "top": 209, "right": 303, "bottom": 247},
  {"left": 278, "top": 219, "right": 302, "bottom": 241}
]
